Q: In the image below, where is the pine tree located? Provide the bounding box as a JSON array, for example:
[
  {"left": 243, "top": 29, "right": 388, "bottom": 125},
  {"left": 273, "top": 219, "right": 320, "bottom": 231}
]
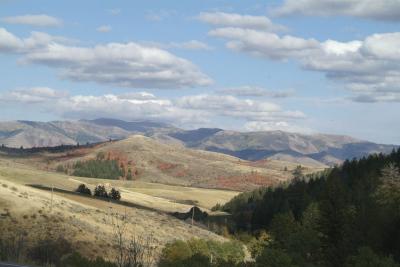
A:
[{"left": 318, "top": 173, "right": 354, "bottom": 267}]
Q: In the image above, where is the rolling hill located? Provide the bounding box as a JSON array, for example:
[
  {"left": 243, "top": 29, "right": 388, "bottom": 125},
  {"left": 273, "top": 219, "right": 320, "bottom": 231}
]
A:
[
  {"left": 0, "top": 118, "right": 396, "bottom": 166},
  {"left": 22, "top": 135, "right": 321, "bottom": 191}
]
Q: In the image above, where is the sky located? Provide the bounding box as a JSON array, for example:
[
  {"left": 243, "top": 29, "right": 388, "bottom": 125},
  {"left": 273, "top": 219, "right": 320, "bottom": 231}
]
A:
[{"left": 0, "top": 0, "right": 399, "bottom": 144}]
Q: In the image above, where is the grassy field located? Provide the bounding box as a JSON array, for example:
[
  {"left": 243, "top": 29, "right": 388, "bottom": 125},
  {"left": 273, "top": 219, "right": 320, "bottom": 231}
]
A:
[
  {"left": 0, "top": 161, "right": 227, "bottom": 262},
  {"left": 0, "top": 156, "right": 238, "bottom": 214}
]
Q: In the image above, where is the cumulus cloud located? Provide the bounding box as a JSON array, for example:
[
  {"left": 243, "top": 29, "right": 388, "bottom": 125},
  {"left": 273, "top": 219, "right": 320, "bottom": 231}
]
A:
[
  {"left": 0, "top": 88, "right": 306, "bottom": 129},
  {"left": 216, "top": 86, "right": 294, "bottom": 98},
  {"left": 0, "top": 87, "right": 68, "bottom": 103},
  {"left": 96, "top": 25, "right": 112, "bottom": 33},
  {"left": 198, "top": 12, "right": 287, "bottom": 31},
  {"left": 0, "top": 28, "right": 212, "bottom": 89},
  {"left": 202, "top": 15, "right": 400, "bottom": 102},
  {"left": 209, "top": 27, "right": 319, "bottom": 60},
  {"left": 272, "top": 0, "right": 400, "bottom": 21},
  {"left": 0, "top": 28, "right": 75, "bottom": 53},
  {"left": 176, "top": 94, "right": 305, "bottom": 122},
  {"left": 1, "top": 14, "right": 62, "bottom": 27}
]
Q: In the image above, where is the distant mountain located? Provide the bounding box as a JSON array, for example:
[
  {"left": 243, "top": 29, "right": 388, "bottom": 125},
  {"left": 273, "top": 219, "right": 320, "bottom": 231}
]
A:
[
  {"left": 163, "top": 129, "right": 396, "bottom": 165},
  {"left": 0, "top": 118, "right": 177, "bottom": 148},
  {"left": 0, "top": 118, "right": 396, "bottom": 166}
]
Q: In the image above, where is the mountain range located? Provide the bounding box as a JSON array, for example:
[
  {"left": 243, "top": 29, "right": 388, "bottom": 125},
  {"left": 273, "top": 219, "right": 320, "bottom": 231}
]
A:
[{"left": 0, "top": 118, "right": 396, "bottom": 166}]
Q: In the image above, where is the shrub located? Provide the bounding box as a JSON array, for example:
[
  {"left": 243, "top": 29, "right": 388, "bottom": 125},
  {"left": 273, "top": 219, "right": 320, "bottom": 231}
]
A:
[
  {"left": 28, "top": 237, "right": 72, "bottom": 266},
  {"left": 60, "top": 252, "right": 117, "bottom": 267},
  {"left": 76, "top": 184, "right": 91, "bottom": 195},
  {"left": 255, "top": 248, "right": 296, "bottom": 267},
  {"left": 159, "top": 240, "right": 193, "bottom": 267},
  {"left": 345, "top": 247, "right": 400, "bottom": 267},
  {"left": 94, "top": 185, "right": 108, "bottom": 198},
  {"left": 110, "top": 188, "right": 121, "bottom": 200},
  {"left": 159, "top": 239, "right": 246, "bottom": 267}
]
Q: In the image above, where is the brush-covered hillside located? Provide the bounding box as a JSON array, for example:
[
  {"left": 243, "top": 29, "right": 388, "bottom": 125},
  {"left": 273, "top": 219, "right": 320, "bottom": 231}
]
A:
[{"left": 44, "top": 135, "right": 325, "bottom": 191}]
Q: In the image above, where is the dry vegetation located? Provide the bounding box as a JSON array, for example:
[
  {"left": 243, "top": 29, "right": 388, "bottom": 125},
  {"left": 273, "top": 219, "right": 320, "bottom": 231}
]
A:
[
  {"left": 8, "top": 135, "right": 326, "bottom": 191},
  {"left": 0, "top": 175, "right": 226, "bottom": 263}
]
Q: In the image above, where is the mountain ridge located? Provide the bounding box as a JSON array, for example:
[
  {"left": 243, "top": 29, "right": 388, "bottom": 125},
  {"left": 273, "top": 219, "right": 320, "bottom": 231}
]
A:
[{"left": 0, "top": 118, "right": 396, "bottom": 166}]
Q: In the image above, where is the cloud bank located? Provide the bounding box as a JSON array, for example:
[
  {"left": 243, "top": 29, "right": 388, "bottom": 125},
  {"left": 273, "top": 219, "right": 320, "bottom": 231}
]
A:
[
  {"left": 0, "top": 28, "right": 212, "bottom": 89},
  {"left": 0, "top": 88, "right": 306, "bottom": 131},
  {"left": 201, "top": 13, "right": 400, "bottom": 102},
  {"left": 1, "top": 14, "right": 62, "bottom": 27},
  {"left": 272, "top": 0, "right": 400, "bottom": 21}
]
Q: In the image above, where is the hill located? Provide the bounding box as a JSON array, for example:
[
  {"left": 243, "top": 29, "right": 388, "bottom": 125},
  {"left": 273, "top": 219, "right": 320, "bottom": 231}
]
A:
[
  {"left": 30, "top": 135, "right": 323, "bottom": 191},
  {"left": 0, "top": 118, "right": 396, "bottom": 166},
  {"left": 0, "top": 159, "right": 227, "bottom": 264}
]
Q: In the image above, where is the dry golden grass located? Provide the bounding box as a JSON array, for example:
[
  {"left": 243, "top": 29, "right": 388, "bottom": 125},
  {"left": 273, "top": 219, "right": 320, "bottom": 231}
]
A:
[
  {"left": 39, "top": 135, "right": 327, "bottom": 191},
  {"left": 0, "top": 173, "right": 226, "bottom": 261},
  {"left": 0, "top": 156, "right": 238, "bottom": 213}
]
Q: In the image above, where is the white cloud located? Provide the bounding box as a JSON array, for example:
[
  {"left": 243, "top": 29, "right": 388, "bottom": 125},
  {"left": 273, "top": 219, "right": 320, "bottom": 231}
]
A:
[
  {"left": 22, "top": 43, "right": 212, "bottom": 89},
  {"left": 217, "top": 86, "right": 294, "bottom": 98},
  {"left": 117, "top": 92, "right": 156, "bottom": 100},
  {"left": 1, "top": 14, "right": 62, "bottom": 27},
  {"left": 0, "top": 28, "right": 23, "bottom": 52},
  {"left": 209, "top": 27, "right": 319, "bottom": 60},
  {"left": 0, "top": 28, "right": 212, "bottom": 89},
  {"left": 0, "top": 89, "right": 306, "bottom": 129},
  {"left": 198, "top": 12, "right": 287, "bottom": 31},
  {"left": 351, "top": 92, "right": 400, "bottom": 103},
  {"left": 96, "top": 25, "right": 112, "bottom": 33},
  {"left": 0, "top": 28, "right": 75, "bottom": 53},
  {"left": 176, "top": 94, "right": 305, "bottom": 122},
  {"left": 0, "top": 87, "right": 68, "bottom": 103},
  {"left": 272, "top": 0, "right": 400, "bottom": 21},
  {"left": 245, "top": 121, "right": 313, "bottom": 133},
  {"left": 202, "top": 15, "right": 400, "bottom": 102}
]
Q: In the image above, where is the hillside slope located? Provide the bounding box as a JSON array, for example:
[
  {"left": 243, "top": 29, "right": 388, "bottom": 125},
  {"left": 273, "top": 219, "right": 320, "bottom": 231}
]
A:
[
  {"left": 52, "top": 135, "right": 322, "bottom": 191},
  {"left": 0, "top": 163, "right": 226, "bottom": 262}
]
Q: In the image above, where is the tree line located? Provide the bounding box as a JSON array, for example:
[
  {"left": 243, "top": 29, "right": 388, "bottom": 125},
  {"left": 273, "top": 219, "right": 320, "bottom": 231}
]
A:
[{"left": 214, "top": 148, "right": 400, "bottom": 267}]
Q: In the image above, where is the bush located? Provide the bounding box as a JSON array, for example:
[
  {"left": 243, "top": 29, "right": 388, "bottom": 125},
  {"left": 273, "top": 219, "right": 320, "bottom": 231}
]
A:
[
  {"left": 345, "top": 247, "right": 400, "bottom": 267},
  {"left": 76, "top": 184, "right": 91, "bottom": 195},
  {"left": 110, "top": 188, "right": 121, "bottom": 200},
  {"left": 159, "top": 239, "right": 246, "bottom": 267},
  {"left": 255, "top": 248, "right": 296, "bottom": 267},
  {"left": 28, "top": 237, "right": 72, "bottom": 266},
  {"left": 94, "top": 185, "right": 108, "bottom": 198},
  {"left": 60, "top": 252, "right": 116, "bottom": 267}
]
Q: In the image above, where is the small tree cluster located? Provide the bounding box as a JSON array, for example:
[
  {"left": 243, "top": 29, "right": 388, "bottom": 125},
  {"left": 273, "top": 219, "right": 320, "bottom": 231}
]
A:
[
  {"left": 75, "top": 184, "right": 121, "bottom": 200},
  {"left": 110, "top": 188, "right": 121, "bottom": 201},
  {"left": 94, "top": 185, "right": 121, "bottom": 201},
  {"left": 94, "top": 185, "right": 109, "bottom": 198},
  {"left": 76, "top": 184, "right": 91, "bottom": 195}
]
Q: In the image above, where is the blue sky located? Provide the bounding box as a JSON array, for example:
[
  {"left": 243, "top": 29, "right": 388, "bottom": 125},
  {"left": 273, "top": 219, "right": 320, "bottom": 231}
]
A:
[{"left": 0, "top": 0, "right": 399, "bottom": 144}]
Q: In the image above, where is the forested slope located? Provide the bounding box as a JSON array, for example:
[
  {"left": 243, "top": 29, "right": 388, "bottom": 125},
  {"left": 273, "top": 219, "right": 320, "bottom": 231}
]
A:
[{"left": 219, "top": 149, "right": 400, "bottom": 266}]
